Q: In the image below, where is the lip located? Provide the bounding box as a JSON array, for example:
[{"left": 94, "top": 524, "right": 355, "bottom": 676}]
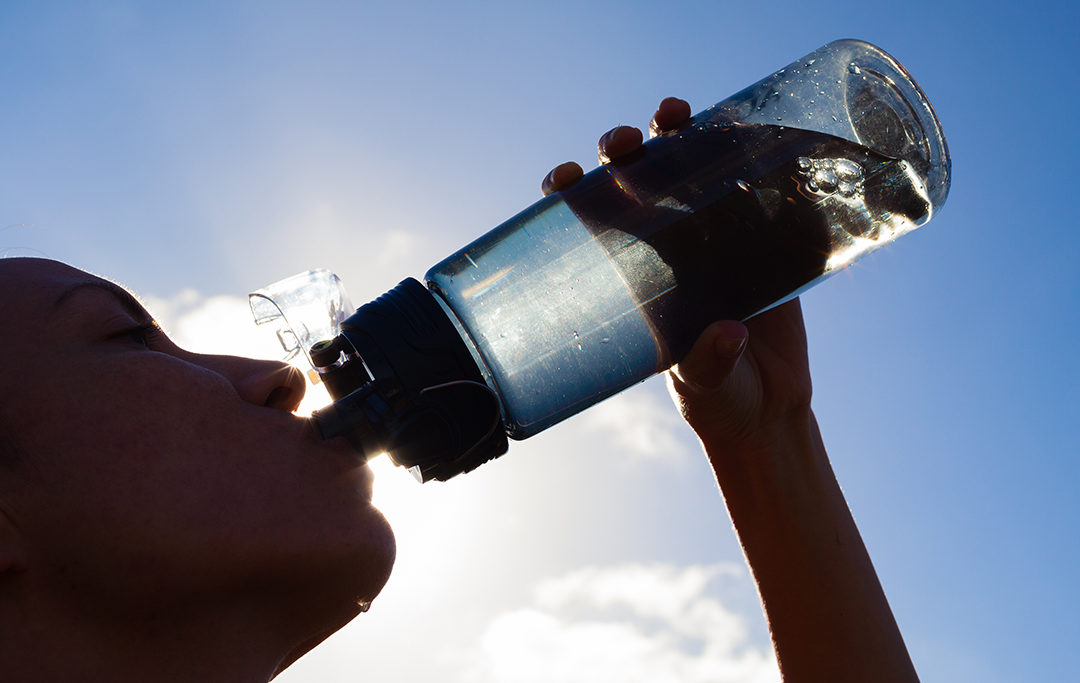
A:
[
  {"left": 298, "top": 417, "right": 377, "bottom": 499},
  {"left": 301, "top": 416, "right": 362, "bottom": 457}
]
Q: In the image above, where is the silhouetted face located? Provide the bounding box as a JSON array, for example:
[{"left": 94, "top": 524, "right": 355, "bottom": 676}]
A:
[{"left": 0, "top": 258, "right": 394, "bottom": 639}]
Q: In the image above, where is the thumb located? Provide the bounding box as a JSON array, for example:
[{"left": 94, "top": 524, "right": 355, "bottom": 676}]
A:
[{"left": 670, "top": 320, "right": 749, "bottom": 394}]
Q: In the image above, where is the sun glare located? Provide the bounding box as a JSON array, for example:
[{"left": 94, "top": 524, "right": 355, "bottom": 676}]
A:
[{"left": 292, "top": 372, "right": 332, "bottom": 418}]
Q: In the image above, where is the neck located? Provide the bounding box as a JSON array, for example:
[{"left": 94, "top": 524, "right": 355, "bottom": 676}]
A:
[{"left": 0, "top": 574, "right": 343, "bottom": 683}]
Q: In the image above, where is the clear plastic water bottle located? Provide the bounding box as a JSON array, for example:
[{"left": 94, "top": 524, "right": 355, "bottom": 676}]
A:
[{"left": 252, "top": 39, "right": 950, "bottom": 482}]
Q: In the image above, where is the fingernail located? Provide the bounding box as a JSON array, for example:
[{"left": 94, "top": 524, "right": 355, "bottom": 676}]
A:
[
  {"left": 541, "top": 169, "right": 556, "bottom": 195},
  {"left": 598, "top": 129, "right": 617, "bottom": 163}
]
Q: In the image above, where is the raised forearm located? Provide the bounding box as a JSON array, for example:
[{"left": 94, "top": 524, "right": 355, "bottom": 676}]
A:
[{"left": 706, "top": 410, "right": 919, "bottom": 682}]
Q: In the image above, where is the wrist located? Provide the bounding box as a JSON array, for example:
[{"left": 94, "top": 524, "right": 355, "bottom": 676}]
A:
[
  {"left": 701, "top": 407, "right": 859, "bottom": 555},
  {"left": 701, "top": 406, "right": 823, "bottom": 487}
]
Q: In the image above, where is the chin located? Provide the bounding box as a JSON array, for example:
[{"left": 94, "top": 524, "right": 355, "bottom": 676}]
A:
[
  {"left": 331, "top": 503, "right": 397, "bottom": 615},
  {"left": 271, "top": 523, "right": 397, "bottom": 678},
  {"left": 358, "top": 507, "right": 397, "bottom": 603}
]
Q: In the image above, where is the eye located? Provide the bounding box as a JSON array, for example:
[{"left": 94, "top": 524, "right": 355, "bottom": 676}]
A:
[{"left": 111, "top": 322, "right": 164, "bottom": 349}]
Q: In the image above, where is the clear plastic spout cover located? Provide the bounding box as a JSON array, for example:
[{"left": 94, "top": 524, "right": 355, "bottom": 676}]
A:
[{"left": 249, "top": 269, "right": 353, "bottom": 366}]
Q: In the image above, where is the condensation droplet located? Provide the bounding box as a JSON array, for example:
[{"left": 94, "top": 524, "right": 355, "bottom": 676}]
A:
[{"left": 736, "top": 179, "right": 751, "bottom": 192}]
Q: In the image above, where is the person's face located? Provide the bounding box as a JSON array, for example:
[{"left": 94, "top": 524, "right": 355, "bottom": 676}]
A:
[{"left": 0, "top": 259, "right": 394, "bottom": 630}]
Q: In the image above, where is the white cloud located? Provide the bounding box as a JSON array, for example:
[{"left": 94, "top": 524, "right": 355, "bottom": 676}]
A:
[
  {"left": 464, "top": 563, "right": 779, "bottom": 683},
  {"left": 142, "top": 290, "right": 283, "bottom": 359},
  {"left": 142, "top": 224, "right": 425, "bottom": 359},
  {"left": 141, "top": 290, "right": 332, "bottom": 415},
  {"left": 581, "top": 387, "right": 689, "bottom": 464}
]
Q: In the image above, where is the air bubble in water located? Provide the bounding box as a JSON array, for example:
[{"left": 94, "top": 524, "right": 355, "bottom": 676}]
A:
[
  {"left": 815, "top": 168, "right": 839, "bottom": 192},
  {"left": 796, "top": 157, "right": 864, "bottom": 199},
  {"left": 833, "top": 159, "right": 861, "bottom": 182}
]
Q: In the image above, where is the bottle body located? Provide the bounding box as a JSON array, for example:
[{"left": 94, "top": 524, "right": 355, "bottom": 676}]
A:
[{"left": 426, "top": 39, "right": 948, "bottom": 439}]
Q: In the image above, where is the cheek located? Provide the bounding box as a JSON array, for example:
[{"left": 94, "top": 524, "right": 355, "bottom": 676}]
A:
[
  {"left": 11, "top": 353, "right": 394, "bottom": 606},
  {"left": 15, "top": 358, "right": 249, "bottom": 552},
  {"left": 46, "top": 357, "right": 234, "bottom": 480}
]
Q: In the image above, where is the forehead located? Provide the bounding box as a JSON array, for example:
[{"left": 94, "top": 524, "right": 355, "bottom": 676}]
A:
[
  {"left": 0, "top": 258, "right": 142, "bottom": 333},
  {"left": 0, "top": 257, "right": 109, "bottom": 309}
]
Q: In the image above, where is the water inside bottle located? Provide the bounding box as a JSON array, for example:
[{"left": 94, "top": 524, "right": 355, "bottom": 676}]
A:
[{"left": 428, "top": 121, "right": 931, "bottom": 438}]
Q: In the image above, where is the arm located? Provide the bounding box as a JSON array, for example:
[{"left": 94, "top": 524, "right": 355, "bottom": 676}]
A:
[
  {"left": 546, "top": 98, "right": 919, "bottom": 681},
  {"left": 671, "top": 303, "right": 919, "bottom": 682}
]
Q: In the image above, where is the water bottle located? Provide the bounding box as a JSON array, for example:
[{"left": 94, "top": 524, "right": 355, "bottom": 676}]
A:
[{"left": 250, "top": 39, "right": 950, "bottom": 482}]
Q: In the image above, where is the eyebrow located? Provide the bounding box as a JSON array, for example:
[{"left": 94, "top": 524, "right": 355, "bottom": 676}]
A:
[{"left": 52, "top": 280, "right": 154, "bottom": 323}]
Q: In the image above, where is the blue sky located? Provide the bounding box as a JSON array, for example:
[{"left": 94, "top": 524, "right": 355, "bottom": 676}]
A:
[{"left": 3, "top": 1, "right": 1079, "bottom": 680}]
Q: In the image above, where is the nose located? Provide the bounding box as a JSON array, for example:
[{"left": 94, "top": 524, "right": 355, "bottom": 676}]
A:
[
  {"left": 237, "top": 361, "right": 308, "bottom": 411},
  {"left": 198, "top": 355, "right": 308, "bottom": 412}
]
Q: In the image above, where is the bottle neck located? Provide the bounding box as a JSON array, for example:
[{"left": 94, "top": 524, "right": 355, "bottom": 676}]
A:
[{"left": 311, "top": 278, "right": 508, "bottom": 482}]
